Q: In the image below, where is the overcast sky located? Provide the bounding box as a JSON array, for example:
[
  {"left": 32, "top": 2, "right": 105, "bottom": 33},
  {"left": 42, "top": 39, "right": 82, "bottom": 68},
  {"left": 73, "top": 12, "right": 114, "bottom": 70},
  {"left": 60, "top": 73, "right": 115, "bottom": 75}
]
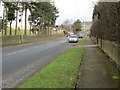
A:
[
  {"left": 54, "top": 0, "right": 98, "bottom": 25},
  {"left": 0, "top": 0, "right": 98, "bottom": 28}
]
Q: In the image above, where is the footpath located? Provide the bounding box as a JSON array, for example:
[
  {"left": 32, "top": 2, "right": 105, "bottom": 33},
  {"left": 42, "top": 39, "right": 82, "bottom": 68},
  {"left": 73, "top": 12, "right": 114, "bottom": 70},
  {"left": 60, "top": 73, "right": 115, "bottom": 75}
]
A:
[{"left": 75, "top": 39, "right": 119, "bottom": 88}]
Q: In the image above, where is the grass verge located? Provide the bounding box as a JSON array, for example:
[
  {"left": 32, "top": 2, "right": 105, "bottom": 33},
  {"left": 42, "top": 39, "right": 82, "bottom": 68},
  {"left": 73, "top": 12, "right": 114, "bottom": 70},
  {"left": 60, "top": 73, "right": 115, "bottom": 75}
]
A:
[
  {"left": 2, "top": 35, "right": 64, "bottom": 46},
  {"left": 78, "top": 36, "right": 88, "bottom": 44},
  {"left": 19, "top": 48, "right": 85, "bottom": 88}
]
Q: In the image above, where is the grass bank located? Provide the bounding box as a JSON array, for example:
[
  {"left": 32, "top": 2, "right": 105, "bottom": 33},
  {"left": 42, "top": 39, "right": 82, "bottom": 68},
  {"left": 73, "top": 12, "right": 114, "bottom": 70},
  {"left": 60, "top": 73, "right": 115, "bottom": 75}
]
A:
[
  {"left": 2, "top": 27, "right": 28, "bottom": 35},
  {"left": 19, "top": 48, "right": 85, "bottom": 88},
  {"left": 2, "top": 35, "right": 64, "bottom": 46}
]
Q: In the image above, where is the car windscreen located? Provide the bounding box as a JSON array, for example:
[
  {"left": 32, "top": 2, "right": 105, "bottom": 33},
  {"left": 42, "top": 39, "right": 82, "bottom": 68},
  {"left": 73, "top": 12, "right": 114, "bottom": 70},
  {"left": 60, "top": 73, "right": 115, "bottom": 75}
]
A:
[{"left": 70, "top": 36, "right": 77, "bottom": 38}]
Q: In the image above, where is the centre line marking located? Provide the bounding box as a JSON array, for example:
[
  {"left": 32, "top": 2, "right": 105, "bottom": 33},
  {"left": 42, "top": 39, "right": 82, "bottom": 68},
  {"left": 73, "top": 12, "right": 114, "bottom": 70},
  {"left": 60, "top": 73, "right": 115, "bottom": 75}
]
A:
[{"left": 7, "top": 49, "right": 27, "bottom": 56}]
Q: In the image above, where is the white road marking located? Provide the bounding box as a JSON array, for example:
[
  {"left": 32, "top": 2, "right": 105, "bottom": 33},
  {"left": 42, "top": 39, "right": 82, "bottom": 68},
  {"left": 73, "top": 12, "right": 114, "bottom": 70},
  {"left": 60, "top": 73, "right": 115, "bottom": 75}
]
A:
[
  {"left": 33, "top": 46, "right": 40, "bottom": 48},
  {"left": 33, "top": 45, "right": 44, "bottom": 49},
  {"left": 7, "top": 49, "right": 27, "bottom": 56},
  {"left": 6, "top": 40, "right": 65, "bottom": 56}
]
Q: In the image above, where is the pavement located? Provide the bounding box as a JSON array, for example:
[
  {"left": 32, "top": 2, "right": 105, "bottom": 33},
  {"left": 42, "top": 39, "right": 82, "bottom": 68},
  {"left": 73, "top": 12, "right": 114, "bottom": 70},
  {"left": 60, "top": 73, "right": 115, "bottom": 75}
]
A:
[
  {"left": 2, "top": 38, "right": 69, "bottom": 88},
  {"left": 75, "top": 39, "right": 119, "bottom": 88}
]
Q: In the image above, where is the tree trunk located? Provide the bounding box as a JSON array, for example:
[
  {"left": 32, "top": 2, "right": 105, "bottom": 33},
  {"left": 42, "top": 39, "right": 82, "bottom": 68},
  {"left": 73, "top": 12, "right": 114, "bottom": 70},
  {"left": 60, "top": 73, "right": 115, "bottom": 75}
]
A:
[
  {"left": 15, "top": 2, "right": 18, "bottom": 35},
  {"left": 50, "top": 26, "right": 53, "bottom": 35},
  {"left": 38, "top": 25, "right": 40, "bottom": 34},
  {"left": 5, "top": 6, "right": 8, "bottom": 35},
  {"left": 10, "top": 21, "right": 12, "bottom": 35},
  {"left": 29, "top": 15, "right": 32, "bottom": 35},
  {"left": 30, "top": 24, "right": 32, "bottom": 35},
  {"left": 43, "top": 22, "right": 46, "bottom": 34},
  {"left": 50, "top": 27, "right": 52, "bottom": 35},
  {"left": 2, "top": 7, "right": 5, "bottom": 35},
  {"left": 41, "top": 21, "right": 44, "bottom": 34},
  {"left": 24, "top": 5, "right": 27, "bottom": 35},
  {"left": 38, "top": 18, "right": 41, "bottom": 34},
  {"left": 33, "top": 16, "right": 36, "bottom": 35},
  {"left": 48, "top": 26, "right": 50, "bottom": 35},
  {"left": 41, "top": 24, "right": 43, "bottom": 34},
  {"left": 45, "top": 22, "right": 47, "bottom": 34},
  {"left": 45, "top": 27, "right": 47, "bottom": 34},
  {"left": 34, "top": 29, "right": 36, "bottom": 34},
  {"left": 46, "top": 27, "right": 48, "bottom": 35},
  {"left": 2, "top": 20, "right": 4, "bottom": 35}
]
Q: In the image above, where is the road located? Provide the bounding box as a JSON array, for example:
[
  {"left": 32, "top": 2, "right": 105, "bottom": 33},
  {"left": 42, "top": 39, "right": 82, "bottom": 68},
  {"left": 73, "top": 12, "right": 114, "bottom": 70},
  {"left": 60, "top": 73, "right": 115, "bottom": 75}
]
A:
[{"left": 2, "top": 39, "right": 69, "bottom": 88}]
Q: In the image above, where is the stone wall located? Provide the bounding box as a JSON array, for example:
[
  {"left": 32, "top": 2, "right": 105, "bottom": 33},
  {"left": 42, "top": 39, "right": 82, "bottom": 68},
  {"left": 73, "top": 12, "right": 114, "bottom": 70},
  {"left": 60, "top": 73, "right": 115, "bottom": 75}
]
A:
[{"left": 91, "top": 36, "right": 120, "bottom": 67}]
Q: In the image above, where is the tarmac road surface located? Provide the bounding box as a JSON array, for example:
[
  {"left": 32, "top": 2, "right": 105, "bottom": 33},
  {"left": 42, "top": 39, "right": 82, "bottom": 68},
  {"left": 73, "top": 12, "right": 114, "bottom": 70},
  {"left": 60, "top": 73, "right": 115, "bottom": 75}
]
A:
[{"left": 2, "top": 39, "right": 69, "bottom": 88}]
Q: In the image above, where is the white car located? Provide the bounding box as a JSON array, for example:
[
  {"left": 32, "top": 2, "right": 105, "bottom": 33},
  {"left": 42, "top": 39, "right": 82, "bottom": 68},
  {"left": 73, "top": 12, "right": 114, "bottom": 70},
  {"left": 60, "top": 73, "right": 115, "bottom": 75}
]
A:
[{"left": 68, "top": 35, "right": 78, "bottom": 43}]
